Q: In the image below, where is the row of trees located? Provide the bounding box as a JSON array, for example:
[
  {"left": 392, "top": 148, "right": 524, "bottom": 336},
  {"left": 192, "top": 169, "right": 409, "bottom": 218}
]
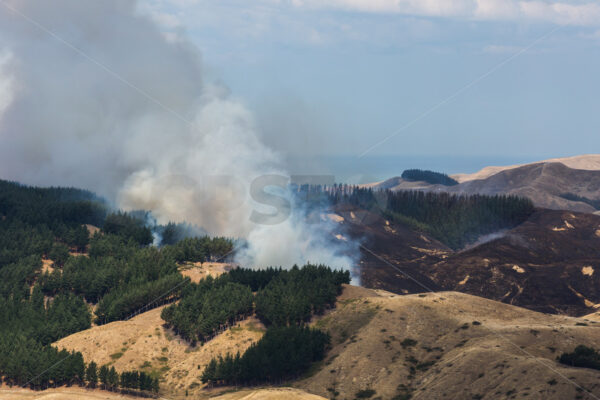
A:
[
  {"left": 163, "top": 236, "right": 234, "bottom": 263},
  {"left": 0, "top": 342, "right": 159, "bottom": 395},
  {"left": 201, "top": 325, "right": 329, "bottom": 386},
  {"left": 94, "top": 273, "right": 186, "bottom": 324},
  {"left": 93, "top": 364, "right": 159, "bottom": 394},
  {"left": 38, "top": 233, "right": 186, "bottom": 323},
  {"left": 228, "top": 267, "right": 284, "bottom": 291},
  {"left": 560, "top": 192, "right": 600, "bottom": 210},
  {"left": 255, "top": 264, "right": 350, "bottom": 326},
  {"left": 324, "top": 186, "right": 535, "bottom": 249},
  {"left": 162, "top": 264, "right": 349, "bottom": 346},
  {"left": 163, "top": 265, "right": 348, "bottom": 385},
  {"left": 161, "top": 277, "right": 254, "bottom": 344},
  {"left": 0, "top": 333, "right": 86, "bottom": 389}
]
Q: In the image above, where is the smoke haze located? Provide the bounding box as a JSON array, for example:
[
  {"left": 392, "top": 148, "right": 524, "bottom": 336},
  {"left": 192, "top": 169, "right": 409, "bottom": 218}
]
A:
[{"left": 0, "top": 0, "right": 357, "bottom": 272}]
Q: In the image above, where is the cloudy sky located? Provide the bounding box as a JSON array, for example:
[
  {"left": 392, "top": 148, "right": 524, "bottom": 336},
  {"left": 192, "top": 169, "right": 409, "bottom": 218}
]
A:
[{"left": 137, "top": 0, "right": 600, "bottom": 171}]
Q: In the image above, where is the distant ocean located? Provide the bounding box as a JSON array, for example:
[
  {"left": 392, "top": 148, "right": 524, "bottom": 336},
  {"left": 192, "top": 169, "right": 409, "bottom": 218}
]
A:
[{"left": 286, "top": 154, "right": 545, "bottom": 184}]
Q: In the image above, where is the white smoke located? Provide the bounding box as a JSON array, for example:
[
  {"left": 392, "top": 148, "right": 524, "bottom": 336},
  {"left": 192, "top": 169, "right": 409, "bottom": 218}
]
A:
[{"left": 0, "top": 0, "right": 357, "bottom": 272}]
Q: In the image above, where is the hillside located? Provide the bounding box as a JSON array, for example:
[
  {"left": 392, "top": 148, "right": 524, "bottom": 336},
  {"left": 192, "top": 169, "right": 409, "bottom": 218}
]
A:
[
  {"left": 330, "top": 204, "right": 448, "bottom": 293},
  {"left": 328, "top": 204, "right": 600, "bottom": 316},
  {"left": 370, "top": 156, "right": 600, "bottom": 213},
  {"left": 424, "top": 209, "right": 600, "bottom": 315},
  {"left": 452, "top": 154, "right": 600, "bottom": 183},
  {"left": 54, "top": 304, "right": 266, "bottom": 398},
  {"left": 48, "top": 285, "right": 600, "bottom": 400},
  {"left": 298, "top": 285, "right": 600, "bottom": 400},
  {"left": 448, "top": 162, "right": 600, "bottom": 213},
  {"left": 0, "top": 386, "right": 326, "bottom": 400},
  {"left": 2, "top": 176, "right": 600, "bottom": 399},
  {"left": 213, "top": 388, "right": 327, "bottom": 399},
  {"left": 0, "top": 386, "right": 138, "bottom": 400}
]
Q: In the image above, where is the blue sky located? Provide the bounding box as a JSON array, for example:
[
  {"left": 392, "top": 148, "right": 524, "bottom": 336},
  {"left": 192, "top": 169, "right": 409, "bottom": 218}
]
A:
[{"left": 139, "top": 0, "right": 599, "bottom": 174}]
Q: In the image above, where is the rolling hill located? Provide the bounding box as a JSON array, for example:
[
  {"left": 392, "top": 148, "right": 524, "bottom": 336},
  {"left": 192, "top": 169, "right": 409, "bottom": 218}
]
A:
[
  {"left": 329, "top": 205, "right": 600, "bottom": 316},
  {"left": 452, "top": 154, "right": 600, "bottom": 183},
  {"left": 369, "top": 155, "right": 600, "bottom": 213},
  {"left": 47, "top": 285, "right": 600, "bottom": 400}
]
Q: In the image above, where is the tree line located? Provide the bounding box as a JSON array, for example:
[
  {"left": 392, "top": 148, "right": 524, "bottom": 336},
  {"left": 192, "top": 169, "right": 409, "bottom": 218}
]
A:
[
  {"left": 161, "top": 277, "right": 254, "bottom": 344},
  {"left": 559, "top": 192, "right": 600, "bottom": 211},
  {"left": 254, "top": 264, "right": 349, "bottom": 326},
  {"left": 162, "top": 236, "right": 234, "bottom": 263},
  {"left": 401, "top": 169, "right": 459, "bottom": 186},
  {"left": 164, "top": 265, "right": 349, "bottom": 386},
  {"left": 162, "top": 264, "right": 349, "bottom": 346},
  {"left": 201, "top": 326, "right": 329, "bottom": 386},
  {"left": 0, "top": 179, "right": 233, "bottom": 393},
  {"left": 322, "top": 185, "right": 535, "bottom": 249},
  {"left": 95, "top": 364, "right": 159, "bottom": 395}
]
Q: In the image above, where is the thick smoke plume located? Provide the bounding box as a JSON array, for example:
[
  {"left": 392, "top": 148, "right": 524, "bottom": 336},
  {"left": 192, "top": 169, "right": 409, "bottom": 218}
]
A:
[{"left": 0, "top": 0, "right": 357, "bottom": 273}]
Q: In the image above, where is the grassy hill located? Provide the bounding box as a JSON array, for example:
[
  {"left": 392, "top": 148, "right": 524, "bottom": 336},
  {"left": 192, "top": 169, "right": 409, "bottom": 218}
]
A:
[
  {"left": 49, "top": 284, "right": 600, "bottom": 400},
  {"left": 55, "top": 305, "right": 266, "bottom": 398},
  {"left": 298, "top": 285, "right": 600, "bottom": 400}
]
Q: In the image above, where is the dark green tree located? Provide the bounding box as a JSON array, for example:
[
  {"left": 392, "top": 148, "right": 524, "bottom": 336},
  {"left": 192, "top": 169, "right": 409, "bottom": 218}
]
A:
[
  {"left": 85, "top": 361, "right": 98, "bottom": 388},
  {"left": 49, "top": 243, "right": 70, "bottom": 268},
  {"left": 98, "top": 365, "right": 109, "bottom": 389}
]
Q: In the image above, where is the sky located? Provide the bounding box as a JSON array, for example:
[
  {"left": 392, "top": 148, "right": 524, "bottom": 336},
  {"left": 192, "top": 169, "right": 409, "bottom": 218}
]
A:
[{"left": 137, "top": 0, "right": 600, "bottom": 178}]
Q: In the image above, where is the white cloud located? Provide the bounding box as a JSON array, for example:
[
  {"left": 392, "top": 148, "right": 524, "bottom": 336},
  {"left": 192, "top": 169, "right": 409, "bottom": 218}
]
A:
[
  {"left": 289, "top": 0, "right": 600, "bottom": 26},
  {"left": 292, "top": 0, "right": 473, "bottom": 16},
  {"left": 518, "top": 1, "right": 600, "bottom": 26}
]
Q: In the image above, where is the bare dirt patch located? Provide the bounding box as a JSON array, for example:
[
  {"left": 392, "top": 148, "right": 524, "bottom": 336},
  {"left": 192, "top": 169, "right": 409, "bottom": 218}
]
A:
[
  {"left": 86, "top": 224, "right": 101, "bottom": 236},
  {"left": 41, "top": 258, "right": 54, "bottom": 274},
  {"left": 179, "top": 262, "right": 231, "bottom": 283}
]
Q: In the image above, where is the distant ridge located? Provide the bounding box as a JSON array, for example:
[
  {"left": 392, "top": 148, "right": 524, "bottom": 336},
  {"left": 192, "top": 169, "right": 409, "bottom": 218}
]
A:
[
  {"left": 452, "top": 154, "right": 600, "bottom": 183},
  {"left": 367, "top": 155, "right": 600, "bottom": 213}
]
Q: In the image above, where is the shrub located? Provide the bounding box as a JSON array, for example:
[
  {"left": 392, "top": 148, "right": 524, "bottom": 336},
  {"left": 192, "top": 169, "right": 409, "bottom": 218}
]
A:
[
  {"left": 355, "top": 388, "right": 377, "bottom": 398},
  {"left": 558, "top": 345, "right": 600, "bottom": 370}
]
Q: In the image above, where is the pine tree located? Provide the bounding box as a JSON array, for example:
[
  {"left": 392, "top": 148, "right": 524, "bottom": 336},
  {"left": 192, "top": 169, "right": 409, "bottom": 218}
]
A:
[
  {"left": 98, "top": 365, "right": 109, "bottom": 389},
  {"left": 151, "top": 377, "right": 160, "bottom": 393},
  {"left": 201, "top": 358, "right": 217, "bottom": 384},
  {"left": 49, "top": 243, "right": 70, "bottom": 267},
  {"left": 85, "top": 361, "right": 98, "bottom": 388},
  {"left": 108, "top": 366, "right": 119, "bottom": 390}
]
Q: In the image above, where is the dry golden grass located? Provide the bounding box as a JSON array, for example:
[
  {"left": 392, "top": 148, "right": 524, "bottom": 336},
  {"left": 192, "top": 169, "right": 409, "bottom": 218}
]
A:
[
  {"left": 40, "top": 259, "right": 54, "bottom": 274},
  {"left": 297, "top": 285, "right": 600, "bottom": 400},
  {"left": 0, "top": 385, "right": 136, "bottom": 400},
  {"left": 583, "top": 311, "right": 600, "bottom": 322},
  {"left": 212, "top": 388, "right": 327, "bottom": 399},
  {"left": 54, "top": 306, "right": 265, "bottom": 398},
  {"left": 179, "top": 262, "right": 231, "bottom": 283},
  {"left": 85, "top": 224, "right": 100, "bottom": 236},
  {"left": 49, "top": 283, "right": 600, "bottom": 399}
]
